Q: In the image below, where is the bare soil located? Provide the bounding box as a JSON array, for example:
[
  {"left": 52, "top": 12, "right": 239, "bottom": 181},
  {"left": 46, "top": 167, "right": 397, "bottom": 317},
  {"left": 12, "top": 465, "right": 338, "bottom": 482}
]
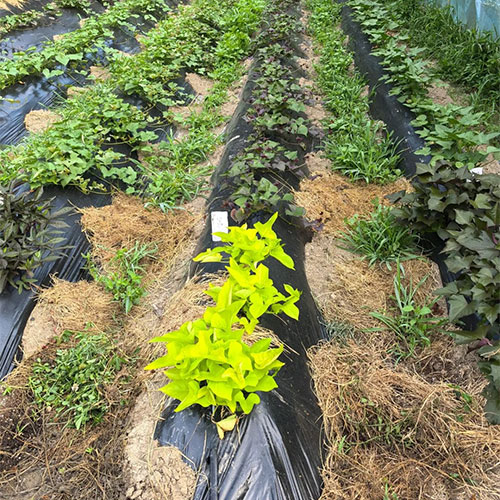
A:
[
  {"left": 185, "top": 73, "right": 213, "bottom": 98},
  {"left": 123, "top": 375, "right": 196, "bottom": 500},
  {"left": 427, "top": 81, "right": 456, "bottom": 107}
]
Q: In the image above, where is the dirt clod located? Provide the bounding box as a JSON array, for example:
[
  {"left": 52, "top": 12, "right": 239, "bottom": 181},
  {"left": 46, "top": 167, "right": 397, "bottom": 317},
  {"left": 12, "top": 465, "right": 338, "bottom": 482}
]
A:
[{"left": 24, "top": 109, "right": 61, "bottom": 133}]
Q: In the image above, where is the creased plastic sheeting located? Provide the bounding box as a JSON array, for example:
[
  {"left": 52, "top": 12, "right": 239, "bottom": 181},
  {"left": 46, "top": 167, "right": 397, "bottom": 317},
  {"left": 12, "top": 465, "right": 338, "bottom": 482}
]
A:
[
  {"left": 155, "top": 213, "right": 326, "bottom": 500},
  {"left": 338, "top": 3, "right": 483, "bottom": 333},
  {"left": 154, "top": 43, "right": 325, "bottom": 499},
  {"left": 0, "top": 8, "right": 90, "bottom": 59},
  {"left": 427, "top": 0, "right": 500, "bottom": 37},
  {"left": 0, "top": 187, "right": 111, "bottom": 379}
]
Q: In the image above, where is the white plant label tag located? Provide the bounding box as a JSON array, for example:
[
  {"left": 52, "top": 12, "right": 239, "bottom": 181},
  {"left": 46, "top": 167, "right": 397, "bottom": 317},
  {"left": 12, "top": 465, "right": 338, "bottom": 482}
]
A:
[{"left": 211, "top": 211, "right": 229, "bottom": 242}]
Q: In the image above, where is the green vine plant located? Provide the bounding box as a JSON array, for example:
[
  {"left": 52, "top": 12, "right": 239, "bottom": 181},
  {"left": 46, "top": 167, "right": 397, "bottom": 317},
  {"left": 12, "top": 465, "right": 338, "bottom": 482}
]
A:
[
  {"left": 347, "top": 0, "right": 500, "bottom": 170},
  {"left": 145, "top": 213, "right": 300, "bottom": 434},
  {"left": 390, "top": 162, "right": 500, "bottom": 423},
  {"left": 0, "top": 0, "right": 93, "bottom": 38},
  {"left": 222, "top": 0, "right": 311, "bottom": 221},
  {"left": 0, "top": 0, "right": 169, "bottom": 91},
  {"left": 0, "top": 0, "right": 267, "bottom": 206}
]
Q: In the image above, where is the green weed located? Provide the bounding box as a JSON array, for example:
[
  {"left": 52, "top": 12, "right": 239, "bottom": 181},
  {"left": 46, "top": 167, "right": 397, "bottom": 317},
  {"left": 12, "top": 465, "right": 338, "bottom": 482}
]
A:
[
  {"left": 338, "top": 204, "right": 418, "bottom": 268},
  {"left": 86, "top": 242, "right": 157, "bottom": 313},
  {"left": 29, "top": 330, "right": 127, "bottom": 429},
  {"left": 370, "top": 265, "right": 447, "bottom": 360},
  {"left": 326, "top": 119, "right": 401, "bottom": 183},
  {"left": 324, "top": 319, "right": 357, "bottom": 342},
  {"left": 388, "top": 0, "right": 500, "bottom": 113}
]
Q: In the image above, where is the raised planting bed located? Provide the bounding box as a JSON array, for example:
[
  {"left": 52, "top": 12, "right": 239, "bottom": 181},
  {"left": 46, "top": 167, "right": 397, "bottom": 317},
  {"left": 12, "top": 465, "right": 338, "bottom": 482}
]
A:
[{"left": 0, "top": 0, "right": 499, "bottom": 498}]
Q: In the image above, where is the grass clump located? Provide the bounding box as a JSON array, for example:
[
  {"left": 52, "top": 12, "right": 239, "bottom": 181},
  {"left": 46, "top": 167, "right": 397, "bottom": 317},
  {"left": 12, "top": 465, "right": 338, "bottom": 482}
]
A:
[
  {"left": 29, "top": 330, "right": 127, "bottom": 429},
  {"left": 141, "top": 129, "right": 216, "bottom": 211},
  {"left": 326, "top": 119, "right": 401, "bottom": 184},
  {"left": 338, "top": 204, "right": 417, "bottom": 268},
  {"left": 86, "top": 242, "right": 157, "bottom": 313},
  {"left": 370, "top": 265, "right": 447, "bottom": 360}
]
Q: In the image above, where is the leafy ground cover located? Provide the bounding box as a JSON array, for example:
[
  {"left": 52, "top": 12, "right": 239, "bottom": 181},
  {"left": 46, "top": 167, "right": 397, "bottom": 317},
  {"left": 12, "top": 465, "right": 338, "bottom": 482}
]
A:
[{"left": 0, "top": 0, "right": 169, "bottom": 90}]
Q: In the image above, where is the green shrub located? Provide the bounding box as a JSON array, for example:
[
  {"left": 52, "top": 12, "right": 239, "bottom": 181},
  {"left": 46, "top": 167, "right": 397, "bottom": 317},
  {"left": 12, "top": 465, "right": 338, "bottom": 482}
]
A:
[
  {"left": 0, "top": 182, "right": 71, "bottom": 293},
  {"left": 390, "top": 161, "right": 500, "bottom": 423},
  {"left": 146, "top": 213, "right": 301, "bottom": 416}
]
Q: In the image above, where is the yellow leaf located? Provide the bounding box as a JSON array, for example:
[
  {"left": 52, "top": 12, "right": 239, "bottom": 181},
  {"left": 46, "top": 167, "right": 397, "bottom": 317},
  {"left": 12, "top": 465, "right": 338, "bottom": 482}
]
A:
[
  {"left": 215, "top": 414, "right": 238, "bottom": 439},
  {"left": 217, "top": 425, "right": 224, "bottom": 440}
]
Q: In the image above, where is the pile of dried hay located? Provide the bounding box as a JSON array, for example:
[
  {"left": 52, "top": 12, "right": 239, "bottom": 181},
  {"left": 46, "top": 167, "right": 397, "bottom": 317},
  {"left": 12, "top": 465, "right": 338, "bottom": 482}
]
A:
[
  {"left": 295, "top": 171, "right": 411, "bottom": 234},
  {"left": 37, "top": 278, "right": 119, "bottom": 333},
  {"left": 0, "top": 0, "right": 24, "bottom": 9},
  {"left": 309, "top": 340, "right": 500, "bottom": 500},
  {"left": 305, "top": 237, "right": 442, "bottom": 330},
  {"left": 80, "top": 192, "right": 197, "bottom": 274}
]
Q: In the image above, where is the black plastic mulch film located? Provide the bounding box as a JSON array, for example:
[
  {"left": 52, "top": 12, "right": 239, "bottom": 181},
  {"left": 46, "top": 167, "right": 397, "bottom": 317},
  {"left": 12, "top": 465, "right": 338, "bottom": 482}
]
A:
[
  {"left": 0, "top": 0, "right": 185, "bottom": 377},
  {"left": 154, "top": 51, "right": 326, "bottom": 497},
  {"left": 338, "top": 0, "right": 486, "bottom": 332}
]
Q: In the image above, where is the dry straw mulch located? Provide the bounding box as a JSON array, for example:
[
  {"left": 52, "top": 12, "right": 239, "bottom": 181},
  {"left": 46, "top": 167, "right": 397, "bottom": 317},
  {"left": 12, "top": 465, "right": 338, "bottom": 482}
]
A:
[
  {"left": 80, "top": 192, "right": 197, "bottom": 274},
  {"left": 305, "top": 235, "right": 442, "bottom": 330},
  {"left": 0, "top": 0, "right": 24, "bottom": 9},
  {"left": 309, "top": 340, "right": 500, "bottom": 500},
  {"left": 295, "top": 170, "right": 411, "bottom": 234},
  {"left": 37, "top": 278, "right": 120, "bottom": 333}
]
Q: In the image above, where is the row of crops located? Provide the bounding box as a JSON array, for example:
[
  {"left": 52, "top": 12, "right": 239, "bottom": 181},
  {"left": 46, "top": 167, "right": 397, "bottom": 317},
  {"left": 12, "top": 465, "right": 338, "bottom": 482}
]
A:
[{"left": 0, "top": 0, "right": 499, "bottom": 497}]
